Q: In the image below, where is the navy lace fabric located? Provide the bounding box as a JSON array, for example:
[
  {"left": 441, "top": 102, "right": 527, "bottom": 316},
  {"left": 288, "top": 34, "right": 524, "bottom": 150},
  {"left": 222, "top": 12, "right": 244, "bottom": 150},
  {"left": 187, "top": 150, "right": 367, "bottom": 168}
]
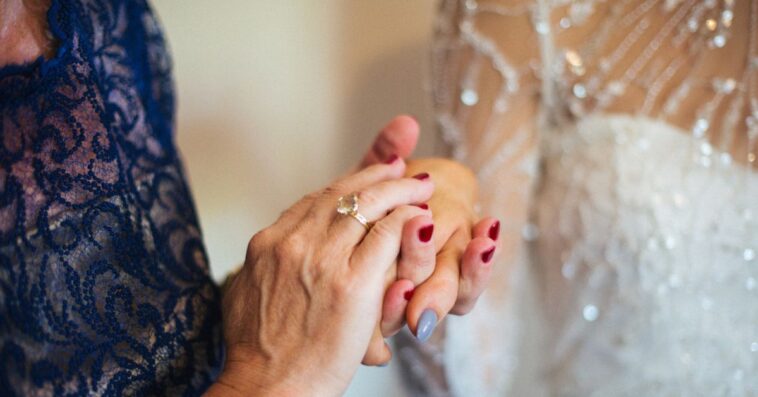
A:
[{"left": 0, "top": 0, "right": 223, "bottom": 395}]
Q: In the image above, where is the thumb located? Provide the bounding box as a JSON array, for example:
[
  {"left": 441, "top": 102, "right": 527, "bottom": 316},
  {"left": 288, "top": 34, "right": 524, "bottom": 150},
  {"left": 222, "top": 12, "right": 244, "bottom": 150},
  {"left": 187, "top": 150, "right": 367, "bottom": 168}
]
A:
[{"left": 358, "top": 115, "right": 420, "bottom": 169}]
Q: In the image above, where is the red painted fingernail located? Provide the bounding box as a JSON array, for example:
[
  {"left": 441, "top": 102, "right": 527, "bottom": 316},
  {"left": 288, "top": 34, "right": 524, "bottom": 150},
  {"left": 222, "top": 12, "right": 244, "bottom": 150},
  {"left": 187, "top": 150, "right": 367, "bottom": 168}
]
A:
[
  {"left": 414, "top": 203, "right": 429, "bottom": 210},
  {"left": 489, "top": 220, "right": 500, "bottom": 240},
  {"left": 481, "top": 246, "right": 496, "bottom": 263},
  {"left": 384, "top": 154, "right": 399, "bottom": 164},
  {"left": 418, "top": 224, "right": 434, "bottom": 242},
  {"left": 404, "top": 288, "right": 415, "bottom": 301},
  {"left": 413, "top": 172, "right": 430, "bottom": 181}
]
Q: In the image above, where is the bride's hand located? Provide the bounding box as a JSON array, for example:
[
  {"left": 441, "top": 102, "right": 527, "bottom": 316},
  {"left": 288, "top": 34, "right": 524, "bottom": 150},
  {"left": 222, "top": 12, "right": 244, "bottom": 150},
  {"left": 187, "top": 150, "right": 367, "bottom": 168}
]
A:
[
  {"left": 207, "top": 159, "right": 433, "bottom": 396},
  {"left": 401, "top": 158, "right": 501, "bottom": 338},
  {"left": 356, "top": 116, "right": 500, "bottom": 364}
]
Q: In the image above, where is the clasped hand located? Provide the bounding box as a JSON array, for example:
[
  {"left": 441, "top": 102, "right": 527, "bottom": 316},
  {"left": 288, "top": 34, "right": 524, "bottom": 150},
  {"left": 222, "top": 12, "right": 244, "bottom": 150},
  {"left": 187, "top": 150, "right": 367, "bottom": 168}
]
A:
[{"left": 208, "top": 116, "right": 500, "bottom": 396}]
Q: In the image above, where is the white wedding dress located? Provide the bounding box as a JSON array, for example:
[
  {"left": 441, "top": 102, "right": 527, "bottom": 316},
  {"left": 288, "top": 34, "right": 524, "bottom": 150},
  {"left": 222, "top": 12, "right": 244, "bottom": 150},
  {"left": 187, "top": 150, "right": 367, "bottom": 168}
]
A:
[{"left": 397, "top": 1, "right": 758, "bottom": 396}]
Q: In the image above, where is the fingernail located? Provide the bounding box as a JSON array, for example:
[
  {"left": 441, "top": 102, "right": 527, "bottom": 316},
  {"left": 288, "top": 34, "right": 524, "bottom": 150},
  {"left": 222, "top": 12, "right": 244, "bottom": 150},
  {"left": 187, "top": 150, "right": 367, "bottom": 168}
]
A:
[
  {"left": 414, "top": 203, "right": 429, "bottom": 210},
  {"left": 377, "top": 362, "right": 389, "bottom": 368},
  {"left": 412, "top": 172, "right": 430, "bottom": 181},
  {"left": 404, "top": 288, "right": 415, "bottom": 301},
  {"left": 418, "top": 225, "right": 434, "bottom": 243},
  {"left": 489, "top": 220, "right": 500, "bottom": 240},
  {"left": 416, "top": 309, "right": 438, "bottom": 342},
  {"left": 384, "top": 154, "right": 399, "bottom": 164},
  {"left": 481, "top": 246, "right": 496, "bottom": 263}
]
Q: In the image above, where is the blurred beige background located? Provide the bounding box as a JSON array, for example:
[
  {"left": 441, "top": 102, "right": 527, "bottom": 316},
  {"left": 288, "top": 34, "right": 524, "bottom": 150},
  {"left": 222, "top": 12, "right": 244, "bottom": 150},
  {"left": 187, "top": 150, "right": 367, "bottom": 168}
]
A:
[{"left": 151, "top": 1, "right": 439, "bottom": 395}]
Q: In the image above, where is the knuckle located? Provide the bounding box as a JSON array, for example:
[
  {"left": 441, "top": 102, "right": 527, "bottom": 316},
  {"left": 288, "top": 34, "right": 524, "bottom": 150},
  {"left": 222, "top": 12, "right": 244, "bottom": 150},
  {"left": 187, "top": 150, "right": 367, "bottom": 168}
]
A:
[
  {"left": 357, "top": 189, "right": 380, "bottom": 211},
  {"left": 329, "top": 276, "right": 354, "bottom": 302},
  {"left": 370, "top": 218, "right": 395, "bottom": 240},
  {"left": 248, "top": 229, "right": 273, "bottom": 253},
  {"left": 323, "top": 181, "right": 348, "bottom": 199},
  {"left": 273, "top": 233, "right": 306, "bottom": 263}
]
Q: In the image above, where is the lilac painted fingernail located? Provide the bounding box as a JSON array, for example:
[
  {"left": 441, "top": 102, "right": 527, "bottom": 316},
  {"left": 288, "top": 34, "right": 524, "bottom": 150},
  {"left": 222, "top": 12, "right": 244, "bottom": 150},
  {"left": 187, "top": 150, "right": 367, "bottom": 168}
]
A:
[
  {"left": 377, "top": 362, "right": 389, "bottom": 367},
  {"left": 416, "top": 309, "right": 438, "bottom": 342}
]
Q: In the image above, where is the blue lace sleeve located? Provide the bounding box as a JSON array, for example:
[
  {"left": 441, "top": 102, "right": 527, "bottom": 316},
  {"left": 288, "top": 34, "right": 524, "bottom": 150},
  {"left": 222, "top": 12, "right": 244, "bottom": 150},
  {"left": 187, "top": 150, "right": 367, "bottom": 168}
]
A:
[{"left": 0, "top": 1, "right": 224, "bottom": 395}]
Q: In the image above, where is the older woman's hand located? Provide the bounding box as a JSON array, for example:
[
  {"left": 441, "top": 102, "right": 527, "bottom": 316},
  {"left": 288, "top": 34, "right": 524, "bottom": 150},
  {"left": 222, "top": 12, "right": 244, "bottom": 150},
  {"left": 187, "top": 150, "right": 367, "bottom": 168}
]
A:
[{"left": 205, "top": 158, "right": 433, "bottom": 396}]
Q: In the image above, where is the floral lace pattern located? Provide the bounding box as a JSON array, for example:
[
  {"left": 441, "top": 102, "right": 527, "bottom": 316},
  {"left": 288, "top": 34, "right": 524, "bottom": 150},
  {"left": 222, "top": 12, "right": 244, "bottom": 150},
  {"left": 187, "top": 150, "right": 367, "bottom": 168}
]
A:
[{"left": 0, "top": 1, "right": 222, "bottom": 395}]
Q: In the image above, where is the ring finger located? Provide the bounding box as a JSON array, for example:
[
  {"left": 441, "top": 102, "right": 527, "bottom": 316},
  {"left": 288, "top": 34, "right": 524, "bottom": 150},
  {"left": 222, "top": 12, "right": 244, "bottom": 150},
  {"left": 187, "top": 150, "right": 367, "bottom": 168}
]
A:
[{"left": 326, "top": 174, "right": 433, "bottom": 249}]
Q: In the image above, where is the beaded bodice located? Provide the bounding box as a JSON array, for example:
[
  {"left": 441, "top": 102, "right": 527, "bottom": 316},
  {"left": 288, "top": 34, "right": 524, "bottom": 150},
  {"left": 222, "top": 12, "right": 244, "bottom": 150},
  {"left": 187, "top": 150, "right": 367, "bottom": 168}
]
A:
[{"left": 397, "top": 1, "right": 758, "bottom": 396}]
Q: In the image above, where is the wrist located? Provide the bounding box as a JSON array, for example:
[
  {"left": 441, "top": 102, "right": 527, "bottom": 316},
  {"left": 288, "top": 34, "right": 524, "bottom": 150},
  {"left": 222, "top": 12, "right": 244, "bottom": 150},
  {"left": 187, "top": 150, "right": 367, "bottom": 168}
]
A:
[
  {"left": 209, "top": 349, "right": 345, "bottom": 397},
  {"left": 207, "top": 362, "right": 308, "bottom": 397}
]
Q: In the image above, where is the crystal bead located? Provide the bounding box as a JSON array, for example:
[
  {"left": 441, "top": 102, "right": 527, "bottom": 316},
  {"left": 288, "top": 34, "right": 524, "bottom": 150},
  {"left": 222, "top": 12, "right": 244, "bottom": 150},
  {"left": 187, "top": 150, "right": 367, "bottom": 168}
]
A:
[
  {"left": 583, "top": 304, "right": 599, "bottom": 322},
  {"left": 746, "top": 277, "right": 756, "bottom": 291},
  {"left": 700, "top": 142, "right": 713, "bottom": 156},
  {"left": 464, "top": 0, "right": 477, "bottom": 11},
  {"left": 713, "top": 78, "right": 736, "bottom": 94},
  {"left": 722, "top": 10, "right": 734, "bottom": 27},
  {"left": 751, "top": 342, "right": 758, "bottom": 353},
  {"left": 460, "top": 89, "right": 479, "bottom": 106},
  {"left": 565, "top": 50, "right": 582, "bottom": 67},
  {"left": 720, "top": 153, "right": 733, "bottom": 166},
  {"left": 573, "top": 83, "right": 587, "bottom": 98},
  {"left": 744, "top": 248, "right": 756, "bottom": 262},
  {"left": 706, "top": 18, "right": 718, "bottom": 31},
  {"left": 565, "top": 50, "right": 585, "bottom": 75},
  {"left": 687, "top": 18, "right": 699, "bottom": 32},
  {"left": 712, "top": 35, "right": 726, "bottom": 48},
  {"left": 535, "top": 21, "right": 550, "bottom": 35},
  {"left": 692, "top": 118, "right": 709, "bottom": 137},
  {"left": 559, "top": 17, "right": 571, "bottom": 29}
]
